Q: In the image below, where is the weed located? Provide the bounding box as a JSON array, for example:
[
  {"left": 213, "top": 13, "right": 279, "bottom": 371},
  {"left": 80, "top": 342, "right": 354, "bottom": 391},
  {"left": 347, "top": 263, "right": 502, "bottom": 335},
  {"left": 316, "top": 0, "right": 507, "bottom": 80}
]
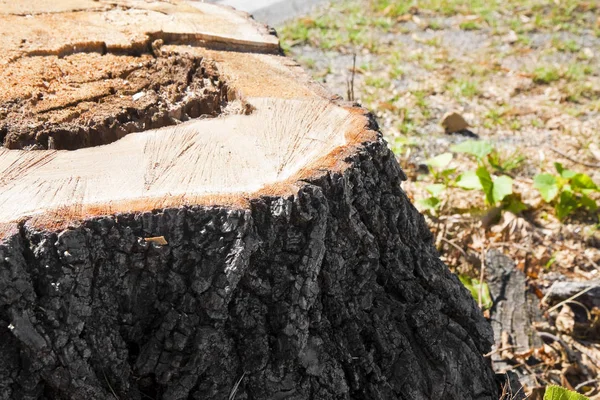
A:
[
  {"left": 460, "top": 21, "right": 480, "bottom": 31},
  {"left": 534, "top": 163, "right": 599, "bottom": 220},
  {"left": 532, "top": 66, "right": 560, "bottom": 84},
  {"left": 448, "top": 78, "right": 480, "bottom": 98},
  {"left": 364, "top": 75, "right": 387, "bottom": 89},
  {"left": 485, "top": 109, "right": 505, "bottom": 127}
]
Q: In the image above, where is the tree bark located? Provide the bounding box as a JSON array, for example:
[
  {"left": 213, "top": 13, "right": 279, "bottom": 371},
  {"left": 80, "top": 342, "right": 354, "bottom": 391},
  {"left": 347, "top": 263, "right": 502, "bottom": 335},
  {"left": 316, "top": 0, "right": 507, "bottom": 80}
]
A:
[{"left": 0, "top": 1, "right": 498, "bottom": 399}]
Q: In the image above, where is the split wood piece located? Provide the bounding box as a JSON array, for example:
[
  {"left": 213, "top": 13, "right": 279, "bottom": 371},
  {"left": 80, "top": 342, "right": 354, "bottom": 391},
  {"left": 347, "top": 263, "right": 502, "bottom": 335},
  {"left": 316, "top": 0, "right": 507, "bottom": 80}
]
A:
[
  {"left": 486, "top": 249, "right": 543, "bottom": 394},
  {"left": 0, "top": 1, "right": 498, "bottom": 399}
]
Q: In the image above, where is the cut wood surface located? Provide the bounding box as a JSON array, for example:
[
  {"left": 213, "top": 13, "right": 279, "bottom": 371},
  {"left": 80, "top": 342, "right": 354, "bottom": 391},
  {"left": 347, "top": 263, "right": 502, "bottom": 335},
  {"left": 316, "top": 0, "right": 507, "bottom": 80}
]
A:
[
  {"left": 0, "top": 0, "right": 367, "bottom": 234},
  {"left": 0, "top": 1, "right": 499, "bottom": 399}
]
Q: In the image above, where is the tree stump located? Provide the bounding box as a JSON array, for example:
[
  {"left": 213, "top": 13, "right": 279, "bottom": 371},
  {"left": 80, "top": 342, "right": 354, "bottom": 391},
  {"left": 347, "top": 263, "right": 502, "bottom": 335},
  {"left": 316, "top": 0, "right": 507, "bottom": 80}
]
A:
[{"left": 0, "top": 1, "right": 498, "bottom": 399}]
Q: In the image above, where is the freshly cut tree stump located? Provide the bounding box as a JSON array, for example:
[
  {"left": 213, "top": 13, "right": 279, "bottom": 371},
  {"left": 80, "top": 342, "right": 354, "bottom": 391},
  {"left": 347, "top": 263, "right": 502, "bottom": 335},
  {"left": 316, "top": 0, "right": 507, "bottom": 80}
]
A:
[{"left": 0, "top": 1, "right": 498, "bottom": 399}]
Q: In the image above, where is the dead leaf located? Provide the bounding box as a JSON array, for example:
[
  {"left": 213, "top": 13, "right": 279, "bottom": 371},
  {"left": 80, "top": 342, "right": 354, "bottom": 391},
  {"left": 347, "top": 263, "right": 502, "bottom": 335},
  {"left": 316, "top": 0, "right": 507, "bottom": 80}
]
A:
[
  {"left": 145, "top": 236, "right": 168, "bottom": 246},
  {"left": 556, "top": 305, "right": 576, "bottom": 335},
  {"left": 441, "top": 111, "right": 469, "bottom": 134}
]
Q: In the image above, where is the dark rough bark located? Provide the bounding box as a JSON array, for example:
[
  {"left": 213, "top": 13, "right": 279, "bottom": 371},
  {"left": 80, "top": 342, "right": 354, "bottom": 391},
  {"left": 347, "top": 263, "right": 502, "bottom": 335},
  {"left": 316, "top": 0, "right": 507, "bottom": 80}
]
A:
[{"left": 0, "top": 133, "right": 498, "bottom": 400}]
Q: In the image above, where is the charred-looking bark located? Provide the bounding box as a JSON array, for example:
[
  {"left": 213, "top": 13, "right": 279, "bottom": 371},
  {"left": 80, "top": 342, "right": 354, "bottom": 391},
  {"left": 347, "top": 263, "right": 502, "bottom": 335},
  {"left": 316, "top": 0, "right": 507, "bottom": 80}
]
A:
[
  {"left": 0, "top": 138, "right": 496, "bottom": 400},
  {"left": 0, "top": 1, "right": 497, "bottom": 399}
]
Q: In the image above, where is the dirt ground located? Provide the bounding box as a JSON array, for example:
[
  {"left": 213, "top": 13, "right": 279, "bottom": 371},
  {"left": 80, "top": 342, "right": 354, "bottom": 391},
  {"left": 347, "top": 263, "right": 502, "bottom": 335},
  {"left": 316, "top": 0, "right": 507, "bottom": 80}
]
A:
[{"left": 281, "top": 0, "right": 600, "bottom": 397}]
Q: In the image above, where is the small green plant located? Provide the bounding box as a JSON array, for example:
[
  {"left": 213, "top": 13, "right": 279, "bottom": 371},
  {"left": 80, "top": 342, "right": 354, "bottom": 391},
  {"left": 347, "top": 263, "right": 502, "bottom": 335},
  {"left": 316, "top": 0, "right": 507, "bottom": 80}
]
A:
[
  {"left": 417, "top": 141, "right": 528, "bottom": 216},
  {"left": 418, "top": 153, "right": 455, "bottom": 214},
  {"left": 532, "top": 66, "right": 561, "bottom": 84},
  {"left": 459, "top": 275, "right": 493, "bottom": 309},
  {"left": 484, "top": 108, "right": 505, "bottom": 127},
  {"left": 533, "top": 163, "right": 599, "bottom": 220},
  {"left": 451, "top": 140, "right": 519, "bottom": 209},
  {"left": 448, "top": 78, "right": 480, "bottom": 98},
  {"left": 459, "top": 21, "right": 480, "bottom": 31},
  {"left": 364, "top": 75, "right": 387, "bottom": 89},
  {"left": 544, "top": 385, "right": 589, "bottom": 400},
  {"left": 552, "top": 37, "right": 581, "bottom": 53}
]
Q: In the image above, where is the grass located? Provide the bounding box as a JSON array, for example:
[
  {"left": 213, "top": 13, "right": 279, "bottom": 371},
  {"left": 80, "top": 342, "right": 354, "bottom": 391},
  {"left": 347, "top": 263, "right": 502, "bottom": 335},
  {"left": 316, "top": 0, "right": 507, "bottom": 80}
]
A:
[
  {"left": 552, "top": 37, "right": 581, "bottom": 53},
  {"left": 448, "top": 78, "right": 480, "bottom": 98},
  {"left": 565, "top": 63, "right": 592, "bottom": 82},
  {"left": 459, "top": 21, "right": 481, "bottom": 31},
  {"left": 532, "top": 66, "right": 561, "bottom": 84},
  {"left": 365, "top": 75, "right": 387, "bottom": 89}
]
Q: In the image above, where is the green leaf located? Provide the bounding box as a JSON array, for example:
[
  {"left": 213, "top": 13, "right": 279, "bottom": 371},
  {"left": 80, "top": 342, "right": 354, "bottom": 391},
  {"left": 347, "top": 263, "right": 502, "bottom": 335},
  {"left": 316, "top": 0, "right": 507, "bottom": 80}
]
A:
[
  {"left": 458, "top": 275, "right": 493, "bottom": 309},
  {"left": 418, "top": 197, "right": 441, "bottom": 211},
  {"left": 533, "top": 174, "right": 559, "bottom": 202},
  {"left": 426, "top": 184, "right": 446, "bottom": 197},
  {"left": 472, "top": 279, "right": 493, "bottom": 309},
  {"left": 503, "top": 195, "right": 528, "bottom": 214},
  {"left": 476, "top": 166, "right": 494, "bottom": 205},
  {"left": 492, "top": 175, "right": 513, "bottom": 203},
  {"left": 554, "top": 162, "right": 577, "bottom": 179},
  {"left": 456, "top": 170, "right": 483, "bottom": 190},
  {"left": 581, "top": 195, "right": 598, "bottom": 212},
  {"left": 544, "top": 385, "right": 590, "bottom": 400},
  {"left": 571, "top": 173, "right": 598, "bottom": 192},
  {"left": 450, "top": 140, "right": 493, "bottom": 160},
  {"left": 556, "top": 191, "right": 577, "bottom": 220},
  {"left": 425, "top": 153, "right": 453, "bottom": 169}
]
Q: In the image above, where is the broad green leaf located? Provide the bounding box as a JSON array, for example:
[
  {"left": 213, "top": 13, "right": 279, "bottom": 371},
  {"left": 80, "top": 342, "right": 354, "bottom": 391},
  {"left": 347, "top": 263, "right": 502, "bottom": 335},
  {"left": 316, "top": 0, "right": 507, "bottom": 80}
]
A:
[
  {"left": 492, "top": 175, "right": 513, "bottom": 203},
  {"left": 554, "top": 162, "right": 577, "bottom": 179},
  {"left": 459, "top": 276, "right": 493, "bottom": 309},
  {"left": 533, "top": 174, "right": 559, "bottom": 202},
  {"left": 425, "top": 153, "right": 453, "bottom": 169},
  {"left": 571, "top": 173, "right": 598, "bottom": 192},
  {"left": 544, "top": 385, "right": 589, "bottom": 400},
  {"left": 476, "top": 166, "right": 494, "bottom": 205},
  {"left": 503, "top": 195, "right": 528, "bottom": 214},
  {"left": 450, "top": 140, "right": 493, "bottom": 160},
  {"left": 456, "top": 170, "right": 483, "bottom": 190},
  {"left": 440, "top": 167, "right": 457, "bottom": 179},
  {"left": 472, "top": 279, "right": 493, "bottom": 309},
  {"left": 426, "top": 184, "right": 446, "bottom": 197},
  {"left": 556, "top": 191, "right": 577, "bottom": 220},
  {"left": 581, "top": 195, "right": 598, "bottom": 211},
  {"left": 418, "top": 197, "right": 441, "bottom": 211}
]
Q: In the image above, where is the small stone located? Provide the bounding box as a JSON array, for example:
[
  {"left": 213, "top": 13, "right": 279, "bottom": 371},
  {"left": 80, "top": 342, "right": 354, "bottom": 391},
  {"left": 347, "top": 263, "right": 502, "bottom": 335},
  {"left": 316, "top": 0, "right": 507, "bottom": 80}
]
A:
[
  {"left": 582, "top": 47, "right": 594, "bottom": 59},
  {"left": 503, "top": 30, "right": 518, "bottom": 44},
  {"left": 441, "top": 112, "right": 469, "bottom": 134},
  {"left": 132, "top": 91, "right": 145, "bottom": 101}
]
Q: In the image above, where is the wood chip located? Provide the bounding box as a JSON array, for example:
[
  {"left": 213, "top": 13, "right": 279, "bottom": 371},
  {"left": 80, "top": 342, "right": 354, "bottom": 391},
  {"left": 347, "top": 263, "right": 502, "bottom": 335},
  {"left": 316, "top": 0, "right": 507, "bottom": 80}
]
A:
[{"left": 144, "top": 236, "right": 168, "bottom": 245}]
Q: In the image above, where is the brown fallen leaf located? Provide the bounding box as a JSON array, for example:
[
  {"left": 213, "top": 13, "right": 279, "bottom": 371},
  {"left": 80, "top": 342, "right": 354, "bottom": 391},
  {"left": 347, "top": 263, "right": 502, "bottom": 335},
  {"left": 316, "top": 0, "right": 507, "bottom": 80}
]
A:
[
  {"left": 145, "top": 236, "right": 168, "bottom": 246},
  {"left": 556, "top": 305, "right": 576, "bottom": 335},
  {"left": 441, "top": 111, "right": 469, "bottom": 134}
]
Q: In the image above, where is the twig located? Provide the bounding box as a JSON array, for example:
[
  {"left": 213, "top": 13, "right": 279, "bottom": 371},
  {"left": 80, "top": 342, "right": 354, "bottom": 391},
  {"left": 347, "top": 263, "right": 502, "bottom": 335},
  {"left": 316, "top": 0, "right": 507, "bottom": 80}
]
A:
[
  {"left": 550, "top": 148, "right": 600, "bottom": 169},
  {"left": 440, "top": 237, "right": 468, "bottom": 259},
  {"left": 102, "top": 370, "right": 119, "bottom": 400},
  {"left": 574, "top": 378, "right": 599, "bottom": 392},
  {"left": 584, "top": 253, "right": 600, "bottom": 270},
  {"left": 346, "top": 53, "right": 356, "bottom": 102},
  {"left": 537, "top": 331, "right": 577, "bottom": 361},
  {"left": 229, "top": 372, "right": 246, "bottom": 400},
  {"left": 484, "top": 345, "right": 522, "bottom": 358},
  {"left": 546, "top": 284, "right": 599, "bottom": 314}
]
